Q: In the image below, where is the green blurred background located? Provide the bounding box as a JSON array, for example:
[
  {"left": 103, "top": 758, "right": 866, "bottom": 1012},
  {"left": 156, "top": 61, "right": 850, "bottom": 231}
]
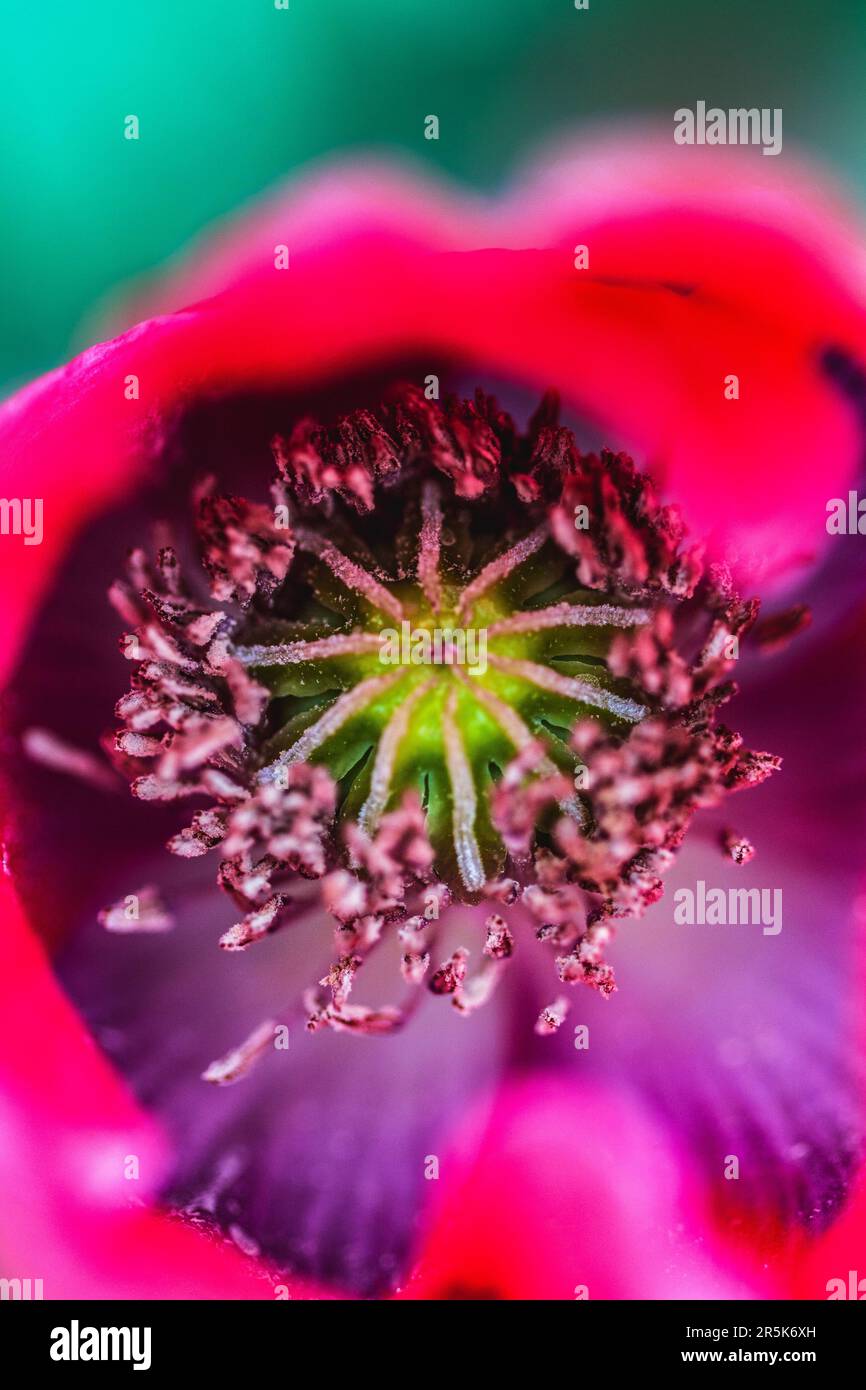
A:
[{"left": 1, "top": 0, "right": 864, "bottom": 394}]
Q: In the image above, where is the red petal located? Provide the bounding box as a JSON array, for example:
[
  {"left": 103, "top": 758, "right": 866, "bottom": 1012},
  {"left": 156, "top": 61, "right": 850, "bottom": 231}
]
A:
[
  {"left": 4, "top": 138, "right": 866, "bottom": 684},
  {"left": 506, "top": 133, "right": 866, "bottom": 583},
  {"left": 398, "top": 1077, "right": 778, "bottom": 1299},
  {"left": 790, "top": 1171, "right": 866, "bottom": 1300},
  {"left": 128, "top": 138, "right": 866, "bottom": 584},
  {"left": 0, "top": 875, "right": 341, "bottom": 1297}
]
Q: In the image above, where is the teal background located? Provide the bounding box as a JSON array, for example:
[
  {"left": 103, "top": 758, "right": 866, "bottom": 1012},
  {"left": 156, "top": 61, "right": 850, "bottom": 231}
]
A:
[{"left": 1, "top": 0, "right": 864, "bottom": 392}]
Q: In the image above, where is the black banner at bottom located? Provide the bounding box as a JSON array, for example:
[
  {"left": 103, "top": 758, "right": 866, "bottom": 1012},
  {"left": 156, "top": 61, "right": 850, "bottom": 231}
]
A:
[{"left": 1, "top": 1297, "right": 860, "bottom": 1374}]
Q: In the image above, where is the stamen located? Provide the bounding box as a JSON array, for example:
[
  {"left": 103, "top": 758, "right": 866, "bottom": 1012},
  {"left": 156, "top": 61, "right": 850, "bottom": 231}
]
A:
[
  {"left": 320, "top": 954, "right": 361, "bottom": 1009},
  {"left": 219, "top": 894, "right": 290, "bottom": 951},
  {"left": 451, "top": 958, "right": 505, "bottom": 1015},
  {"left": 429, "top": 947, "right": 469, "bottom": 995},
  {"left": 217, "top": 655, "right": 269, "bottom": 727},
  {"left": 157, "top": 715, "right": 241, "bottom": 778},
  {"left": 98, "top": 886, "right": 173, "bottom": 933},
  {"left": 132, "top": 773, "right": 204, "bottom": 802},
  {"left": 401, "top": 951, "right": 431, "bottom": 984},
  {"left": 491, "top": 743, "right": 574, "bottom": 858},
  {"left": 306, "top": 999, "right": 404, "bottom": 1035},
  {"left": 484, "top": 914, "right": 514, "bottom": 959},
  {"left": 168, "top": 808, "right": 227, "bottom": 858},
  {"left": 535, "top": 996, "right": 571, "bottom": 1035},
  {"left": 22, "top": 727, "right": 120, "bottom": 794},
  {"left": 196, "top": 493, "right": 294, "bottom": 604},
  {"left": 556, "top": 946, "right": 616, "bottom": 998},
  {"left": 753, "top": 603, "right": 812, "bottom": 653},
  {"left": 201, "top": 1018, "right": 279, "bottom": 1085},
  {"left": 722, "top": 828, "right": 756, "bottom": 865}
]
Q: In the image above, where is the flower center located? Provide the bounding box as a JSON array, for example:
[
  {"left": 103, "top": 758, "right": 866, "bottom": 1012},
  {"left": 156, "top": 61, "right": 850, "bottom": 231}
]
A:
[
  {"left": 231, "top": 484, "right": 648, "bottom": 895},
  {"left": 105, "top": 384, "right": 781, "bottom": 1056}
]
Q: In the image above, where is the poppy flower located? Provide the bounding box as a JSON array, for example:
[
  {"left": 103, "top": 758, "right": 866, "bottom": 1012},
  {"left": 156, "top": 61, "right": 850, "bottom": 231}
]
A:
[{"left": 1, "top": 132, "right": 866, "bottom": 1301}]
